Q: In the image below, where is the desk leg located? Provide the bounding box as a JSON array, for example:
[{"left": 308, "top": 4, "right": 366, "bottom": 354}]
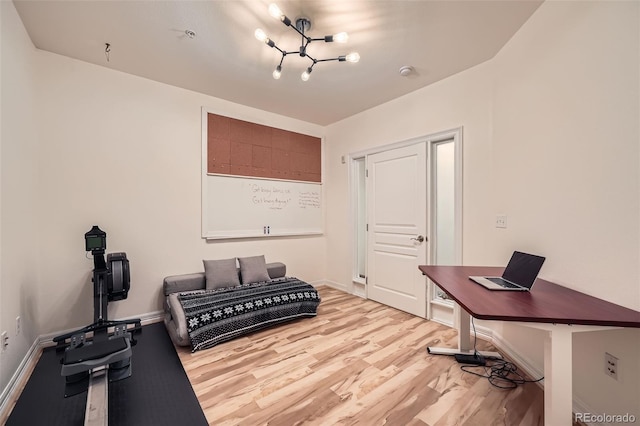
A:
[
  {"left": 544, "top": 326, "right": 573, "bottom": 426},
  {"left": 457, "top": 304, "right": 472, "bottom": 352},
  {"left": 427, "top": 303, "right": 501, "bottom": 358}
]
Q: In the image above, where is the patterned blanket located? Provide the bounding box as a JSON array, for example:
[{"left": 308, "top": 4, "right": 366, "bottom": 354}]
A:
[{"left": 178, "top": 277, "right": 320, "bottom": 352}]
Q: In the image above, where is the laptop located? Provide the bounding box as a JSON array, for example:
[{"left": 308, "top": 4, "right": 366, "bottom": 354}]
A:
[{"left": 469, "top": 251, "right": 546, "bottom": 291}]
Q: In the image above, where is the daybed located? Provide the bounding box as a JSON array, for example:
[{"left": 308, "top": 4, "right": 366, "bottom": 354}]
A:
[{"left": 163, "top": 256, "right": 320, "bottom": 351}]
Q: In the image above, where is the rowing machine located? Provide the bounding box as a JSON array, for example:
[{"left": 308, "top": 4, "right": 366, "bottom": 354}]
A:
[{"left": 54, "top": 226, "right": 141, "bottom": 404}]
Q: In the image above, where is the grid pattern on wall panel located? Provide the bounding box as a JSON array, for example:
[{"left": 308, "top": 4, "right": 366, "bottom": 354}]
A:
[{"left": 207, "top": 113, "right": 321, "bottom": 183}]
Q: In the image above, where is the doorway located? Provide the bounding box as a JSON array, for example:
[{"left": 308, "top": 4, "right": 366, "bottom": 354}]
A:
[{"left": 349, "top": 128, "right": 462, "bottom": 321}]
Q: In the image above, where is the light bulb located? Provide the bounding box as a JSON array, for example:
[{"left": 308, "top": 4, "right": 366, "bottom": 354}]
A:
[
  {"left": 301, "top": 68, "right": 312, "bottom": 81},
  {"left": 333, "top": 32, "right": 349, "bottom": 43},
  {"left": 254, "top": 28, "right": 267, "bottom": 42},
  {"left": 273, "top": 66, "right": 282, "bottom": 80},
  {"left": 345, "top": 52, "right": 360, "bottom": 63},
  {"left": 268, "top": 3, "right": 283, "bottom": 19}
]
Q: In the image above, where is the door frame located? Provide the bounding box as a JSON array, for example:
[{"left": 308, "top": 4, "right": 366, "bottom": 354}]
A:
[
  {"left": 348, "top": 127, "right": 463, "bottom": 321},
  {"left": 426, "top": 130, "right": 463, "bottom": 326}
]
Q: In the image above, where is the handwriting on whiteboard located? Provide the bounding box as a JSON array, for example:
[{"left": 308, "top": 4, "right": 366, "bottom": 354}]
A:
[
  {"left": 299, "top": 191, "right": 321, "bottom": 209},
  {"left": 249, "top": 183, "right": 319, "bottom": 210},
  {"left": 249, "top": 183, "right": 291, "bottom": 210}
]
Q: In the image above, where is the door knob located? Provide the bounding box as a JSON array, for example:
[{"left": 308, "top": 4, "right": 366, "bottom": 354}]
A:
[{"left": 411, "top": 235, "right": 425, "bottom": 243}]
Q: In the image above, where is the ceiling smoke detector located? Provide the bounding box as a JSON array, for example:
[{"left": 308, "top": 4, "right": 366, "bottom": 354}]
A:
[{"left": 399, "top": 66, "right": 413, "bottom": 77}]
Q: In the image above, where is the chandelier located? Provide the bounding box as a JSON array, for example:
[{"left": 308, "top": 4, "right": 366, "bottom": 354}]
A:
[{"left": 254, "top": 3, "right": 360, "bottom": 81}]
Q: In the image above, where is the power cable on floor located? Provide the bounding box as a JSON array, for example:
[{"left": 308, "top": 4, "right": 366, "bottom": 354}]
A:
[{"left": 457, "top": 317, "right": 544, "bottom": 389}]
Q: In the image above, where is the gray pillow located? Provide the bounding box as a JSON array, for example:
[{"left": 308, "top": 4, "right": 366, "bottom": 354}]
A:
[
  {"left": 238, "top": 255, "right": 271, "bottom": 284},
  {"left": 203, "top": 258, "right": 240, "bottom": 290}
]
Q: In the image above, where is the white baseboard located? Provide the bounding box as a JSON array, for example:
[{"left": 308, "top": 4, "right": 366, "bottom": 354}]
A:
[
  {"left": 572, "top": 395, "right": 606, "bottom": 426},
  {"left": 312, "top": 279, "right": 350, "bottom": 293},
  {"left": 0, "top": 310, "right": 164, "bottom": 421},
  {"left": 0, "top": 337, "right": 41, "bottom": 422}
]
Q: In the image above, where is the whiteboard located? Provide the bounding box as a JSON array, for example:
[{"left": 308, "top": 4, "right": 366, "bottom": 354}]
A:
[{"left": 202, "top": 174, "right": 323, "bottom": 239}]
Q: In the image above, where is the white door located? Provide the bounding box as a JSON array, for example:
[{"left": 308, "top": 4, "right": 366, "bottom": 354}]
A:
[{"left": 367, "top": 143, "right": 427, "bottom": 317}]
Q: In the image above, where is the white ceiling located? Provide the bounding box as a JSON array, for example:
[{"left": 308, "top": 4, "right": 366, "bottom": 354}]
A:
[{"left": 13, "top": 0, "right": 542, "bottom": 126}]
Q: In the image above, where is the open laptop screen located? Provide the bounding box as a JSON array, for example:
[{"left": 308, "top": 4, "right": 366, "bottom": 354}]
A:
[{"left": 502, "top": 251, "right": 546, "bottom": 289}]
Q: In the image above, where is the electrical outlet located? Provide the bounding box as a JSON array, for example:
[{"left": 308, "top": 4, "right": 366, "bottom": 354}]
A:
[
  {"left": 16, "top": 316, "right": 21, "bottom": 335},
  {"left": 605, "top": 352, "right": 618, "bottom": 380},
  {"left": 1, "top": 331, "right": 8, "bottom": 352},
  {"left": 496, "top": 214, "right": 508, "bottom": 229}
]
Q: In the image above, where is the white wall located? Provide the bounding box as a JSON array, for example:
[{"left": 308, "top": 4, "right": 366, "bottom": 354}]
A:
[
  {"left": 491, "top": 0, "right": 639, "bottom": 416},
  {"left": 0, "top": 0, "right": 39, "bottom": 395},
  {"left": 33, "top": 50, "right": 326, "bottom": 335},
  {"left": 324, "top": 0, "right": 639, "bottom": 418},
  {"left": 324, "top": 61, "right": 496, "bottom": 291},
  {"left": 492, "top": 0, "right": 639, "bottom": 307}
]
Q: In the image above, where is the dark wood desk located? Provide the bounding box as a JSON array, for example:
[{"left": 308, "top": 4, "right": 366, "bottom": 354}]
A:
[
  {"left": 419, "top": 265, "right": 640, "bottom": 327},
  {"left": 419, "top": 265, "right": 640, "bottom": 426}
]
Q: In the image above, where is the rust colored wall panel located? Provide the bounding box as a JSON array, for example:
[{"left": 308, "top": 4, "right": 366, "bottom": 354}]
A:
[
  {"left": 209, "top": 114, "right": 230, "bottom": 139},
  {"left": 290, "top": 152, "right": 305, "bottom": 173},
  {"left": 230, "top": 141, "right": 252, "bottom": 167},
  {"left": 211, "top": 163, "right": 231, "bottom": 175},
  {"left": 230, "top": 164, "right": 253, "bottom": 177},
  {"left": 289, "top": 133, "right": 310, "bottom": 154},
  {"left": 288, "top": 133, "right": 317, "bottom": 155},
  {"left": 271, "top": 128, "right": 290, "bottom": 151},
  {"left": 252, "top": 145, "right": 272, "bottom": 170},
  {"left": 271, "top": 149, "right": 290, "bottom": 172},
  {"left": 210, "top": 138, "right": 231, "bottom": 164},
  {"left": 230, "top": 119, "right": 253, "bottom": 144},
  {"left": 290, "top": 152, "right": 320, "bottom": 174},
  {"left": 299, "top": 172, "right": 321, "bottom": 182},
  {"left": 271, "top": 170, "right": 290, "bottom": 180},
  {"left": 251, "top": 123, "right": 272, "bottom": 147},
  {"left": 207, "top": 113, "right": 320, "bottom": 182}
]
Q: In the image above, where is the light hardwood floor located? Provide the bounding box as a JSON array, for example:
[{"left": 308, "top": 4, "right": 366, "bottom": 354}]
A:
[{"left": 177, "top": 285, "right": 546, "bottom": 426}]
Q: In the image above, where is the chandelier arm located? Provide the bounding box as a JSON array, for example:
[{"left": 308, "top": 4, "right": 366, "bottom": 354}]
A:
[
  {"left": 273, "top": 45, "right": 286, "bottom": 54},
  {"left": 307, "top": 61, "right": 317, "bottom": 73},
  {"left": 290, "top": 25, "right": 311, "bottom": 42},
  {"left": 264, "top": 37, "right": 285, "bottom": 55},
  {"left": 304, "top": 53, "right": 319, "bottom": 64},
  {"left": 314, "top": 57, "right": 342, "bottom": 63}
]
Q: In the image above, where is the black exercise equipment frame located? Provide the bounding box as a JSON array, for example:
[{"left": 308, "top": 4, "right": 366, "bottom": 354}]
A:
[{"left": 53, "top": 226, "right": 141, "bottom": 397}]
